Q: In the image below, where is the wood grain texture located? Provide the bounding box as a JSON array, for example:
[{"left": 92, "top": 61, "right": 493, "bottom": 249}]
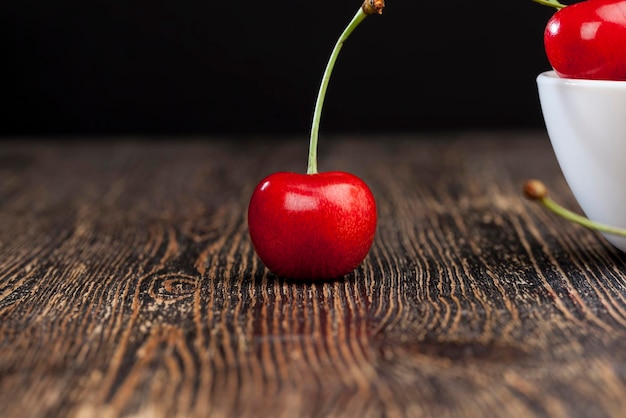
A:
[{"left": 1, "top": 132, "right": 626, "bottom": 418}]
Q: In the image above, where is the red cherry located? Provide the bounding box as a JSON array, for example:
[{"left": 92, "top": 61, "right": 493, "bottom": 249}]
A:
[
  {"left": 247, "top": 3, "right": 384, "bottom": 280},
  {"left": 544, "top": 0, "right": 626, "bottom": 80},
  {"left": 248, "top": 171, "right": 377, "bottom": 280}
]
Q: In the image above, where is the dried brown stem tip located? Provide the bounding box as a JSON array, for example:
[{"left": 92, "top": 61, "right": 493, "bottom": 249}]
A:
[
  {"left": 362, "top": 0, "right": 385, "bottom": 15},
  {"left": 523, "top": 179, "right": 548, "bottom": 201}
]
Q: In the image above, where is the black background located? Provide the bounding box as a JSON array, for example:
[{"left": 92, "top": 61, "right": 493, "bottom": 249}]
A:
[{"left": 1, "top": 1, "right": 557, "bottom": 137}]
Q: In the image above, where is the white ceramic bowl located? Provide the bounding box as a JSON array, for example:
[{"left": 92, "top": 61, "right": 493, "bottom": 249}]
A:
[{"left": 537, "top": 70, "right": 626, "bottom": 251}]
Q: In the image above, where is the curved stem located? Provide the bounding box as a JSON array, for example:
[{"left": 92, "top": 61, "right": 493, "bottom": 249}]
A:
[{"left": 307, "top": 8, "right": 368, "bottom": 175}]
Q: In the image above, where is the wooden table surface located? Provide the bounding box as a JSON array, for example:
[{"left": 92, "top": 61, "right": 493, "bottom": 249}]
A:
[{"left": 2, "top": 131, "right": 626, "bottom": 418}]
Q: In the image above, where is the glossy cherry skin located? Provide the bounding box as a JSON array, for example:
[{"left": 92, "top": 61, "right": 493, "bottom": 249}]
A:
[
  {"left": 544, "top": 0, "right": 626, "bottom": 80},
  {"left": 247, "top": 171, "right": 377, "bottom": 280}
]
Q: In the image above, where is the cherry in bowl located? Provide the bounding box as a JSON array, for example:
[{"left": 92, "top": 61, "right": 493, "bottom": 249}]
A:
[{"left": 538, "top": 0, "right": 626, "bottom": 80}]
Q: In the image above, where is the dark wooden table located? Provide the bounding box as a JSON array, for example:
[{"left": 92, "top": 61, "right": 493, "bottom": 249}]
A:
[{"left": 2, "top": 131, "right": 626, "bottom": 418}]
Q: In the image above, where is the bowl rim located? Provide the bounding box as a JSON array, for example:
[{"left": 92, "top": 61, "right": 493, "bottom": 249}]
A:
[{"left": 538, "top": 70, "right": 626, "bottom": 88}]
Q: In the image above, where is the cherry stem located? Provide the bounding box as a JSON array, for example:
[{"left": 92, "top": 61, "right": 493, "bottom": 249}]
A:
[
  {"left": 523, "top": 179, "right": 626, "bottom": 237},
  {"left": 532, "top": 0, "right": 566, "bottom": 10},
  {"left": 307, "top": 1, "right": 384, "bottom": 175}
]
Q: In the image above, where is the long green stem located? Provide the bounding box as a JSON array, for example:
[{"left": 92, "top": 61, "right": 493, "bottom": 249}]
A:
[
  {"left": 307, "top": 8, "right": 368, "bottom": 175},
  {"left": 523, "top": 179, "right": 626, "bottom": 237}
]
